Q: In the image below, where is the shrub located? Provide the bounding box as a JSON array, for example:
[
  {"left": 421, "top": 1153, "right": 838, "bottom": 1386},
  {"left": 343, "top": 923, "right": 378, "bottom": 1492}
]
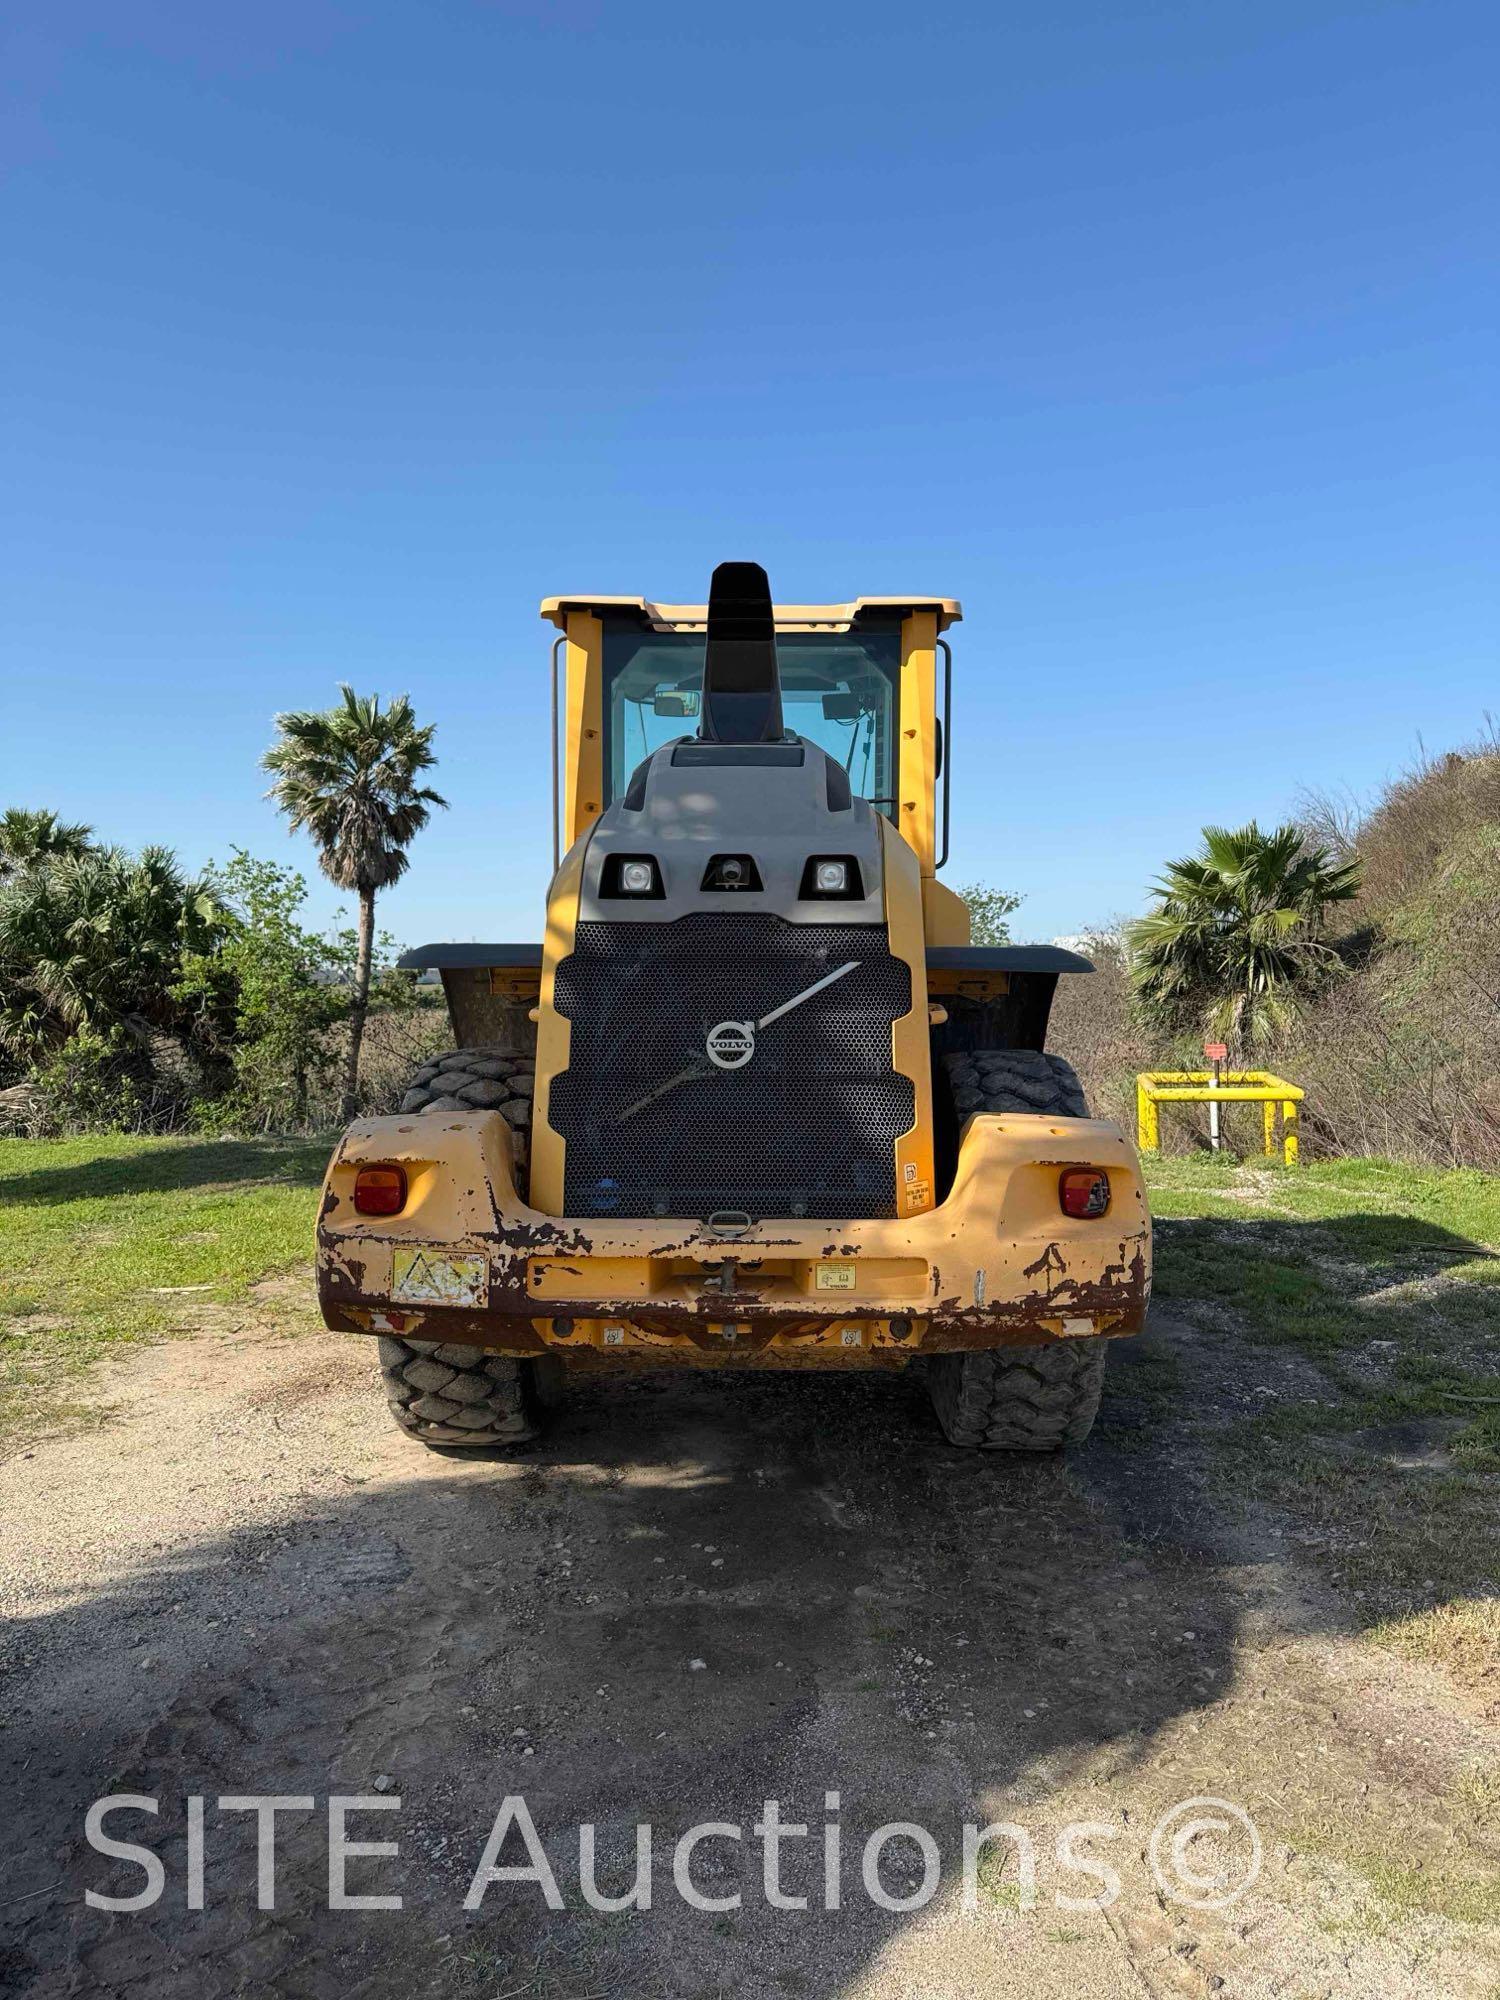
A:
[
  {"left": 314, "top": 996, "right": 451, "bottom": 1123},
  {"left": 1046, "top": 929, "right": 1157, "bottom": 1132},
  {"left": 176, "top": 853, "right": 351, "bottom": 1133},
  {"left": 1286, "top": 820, "right": 1500, "bottom": 1167},
  {"left": 27, "top": 1025, "right": 143, "bottom": 1135},
  {"left": 0, "top": 842, "right": 227, "bottom": 1068},
  {"left": 1303, "top": 725, "right": 1500, "bottom": 915},
  {"left": 956, "top": 882, "right": 1022, "bottom": 945}
]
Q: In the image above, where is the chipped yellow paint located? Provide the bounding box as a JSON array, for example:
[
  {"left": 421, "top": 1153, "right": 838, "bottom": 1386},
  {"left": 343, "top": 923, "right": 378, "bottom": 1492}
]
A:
[
  {"left": 317, "top": 583, "right": 1154, "bottom": 1374},
  {"left": 317, "top": 1106, "right": 1151, "bottom": 1363}
]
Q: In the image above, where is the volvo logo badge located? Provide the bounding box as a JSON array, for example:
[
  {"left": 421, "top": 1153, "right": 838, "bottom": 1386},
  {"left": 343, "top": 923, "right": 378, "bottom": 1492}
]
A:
[{"left": 705, "top": 1020, "right": 755, "bottom": 1070}]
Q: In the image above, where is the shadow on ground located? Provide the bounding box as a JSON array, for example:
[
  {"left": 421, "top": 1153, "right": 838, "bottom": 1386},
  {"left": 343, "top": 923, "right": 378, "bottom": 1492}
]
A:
[
  {"left": 5, "top": 1210, "right": 1497, "bottom": 1997},
  {"left": 2, "top": 1137, "right": 328, "bottom": 1207},
  {"left": 1145, "top": 1209, "right": 1500, "bottom": 1683},
  {"left": 2, "top": 1345, "right": 1261, "bottom": 2000}
]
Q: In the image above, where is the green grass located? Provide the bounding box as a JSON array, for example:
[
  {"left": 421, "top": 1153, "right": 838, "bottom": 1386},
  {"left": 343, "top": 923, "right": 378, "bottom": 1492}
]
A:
[
  {"left": 0, "top": 1133, "right": 329, "bottom": 1435},
  {"left": 1294, "top": 1809, "right": 1500, "bottom": 1931},
  {"left": 1145, "top": 1152, "right": 1500, "bottom": 1245},
  {"left": 1143, "top": 1152, "right": 1500, "bottom": 1701},
  {"left": 974, "top": 1857, "right": 1032, "bottom": 1915},
  {"left": 1149, "top": 1157, "right": 1498, "bottom": 1341}
]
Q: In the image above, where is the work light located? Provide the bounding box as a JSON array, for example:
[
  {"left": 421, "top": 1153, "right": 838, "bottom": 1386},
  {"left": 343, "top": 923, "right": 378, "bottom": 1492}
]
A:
[
  {"left": 620, "top": 860, "right": 657, "bottom": 894},
  {"left": 799, "top": 854, "right": 861, "bottom": 899}
]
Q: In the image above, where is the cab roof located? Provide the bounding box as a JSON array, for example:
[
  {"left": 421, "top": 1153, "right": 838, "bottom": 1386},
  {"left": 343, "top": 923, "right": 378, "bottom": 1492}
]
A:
[{"left": 540, "top": 594, "right": 962, "bottom": 635}]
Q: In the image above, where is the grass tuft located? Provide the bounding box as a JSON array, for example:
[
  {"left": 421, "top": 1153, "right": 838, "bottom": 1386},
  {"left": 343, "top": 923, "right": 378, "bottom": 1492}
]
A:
[
  {"left": 1146, "top": 1152, "right": 1500, "bottom": 1709},
  {"left": 0, "top": 1132, "right": 328, "bottom": 1437}
]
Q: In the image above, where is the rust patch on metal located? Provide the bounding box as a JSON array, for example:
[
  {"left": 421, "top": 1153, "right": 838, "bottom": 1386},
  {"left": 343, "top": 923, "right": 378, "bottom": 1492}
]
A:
[
  {"left": 314, "top": 1106, "right": 1152, "bottom": 1365},
  {"left": 1023, "top": 1241, "right": 1068, "bottom": 1286}
]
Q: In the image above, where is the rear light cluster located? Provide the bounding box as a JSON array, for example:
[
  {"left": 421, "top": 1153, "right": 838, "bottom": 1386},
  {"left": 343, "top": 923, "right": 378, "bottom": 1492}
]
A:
[
  {"left": 354, "top": 1165, "right": 407, "bottom": 1217},
  {"left": 1059, "top": 1169, "right": 1110, "bottom": 1219}
]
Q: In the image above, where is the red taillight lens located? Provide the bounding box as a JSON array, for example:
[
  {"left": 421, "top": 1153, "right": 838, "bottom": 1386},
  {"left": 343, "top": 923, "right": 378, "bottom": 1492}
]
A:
[
  {"left": 354, "top": 1165, "right": 407, "bottom": 1217},
  {"left": 1059, "top": 1169, "right": 1110, "bottom": 1219}
]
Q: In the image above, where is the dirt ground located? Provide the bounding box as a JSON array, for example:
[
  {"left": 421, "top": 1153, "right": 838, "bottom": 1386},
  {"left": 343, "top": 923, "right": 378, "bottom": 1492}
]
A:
[{"left": 3, "top": 1295, "right": 1498, "bottom": 1999}]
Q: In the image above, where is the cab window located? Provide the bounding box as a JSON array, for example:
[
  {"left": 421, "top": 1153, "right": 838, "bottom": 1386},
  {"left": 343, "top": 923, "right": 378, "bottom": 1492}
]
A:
[{"left": 601, "top": 626, "right": 901, "bottom": 813}]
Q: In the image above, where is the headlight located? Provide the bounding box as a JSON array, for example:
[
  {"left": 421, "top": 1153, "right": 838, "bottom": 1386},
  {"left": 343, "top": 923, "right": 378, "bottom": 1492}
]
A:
[
  {"left": 602, "top": 855, "right": 664, "bottom": 897},
  {"left": 799, "top": 855, "right": 862, "bottom": 900}
]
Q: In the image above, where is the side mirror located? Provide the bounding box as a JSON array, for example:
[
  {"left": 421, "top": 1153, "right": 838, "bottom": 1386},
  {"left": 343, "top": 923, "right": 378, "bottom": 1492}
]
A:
[{"left": 653, "top": 690, "right": 701, "bottom": 718}]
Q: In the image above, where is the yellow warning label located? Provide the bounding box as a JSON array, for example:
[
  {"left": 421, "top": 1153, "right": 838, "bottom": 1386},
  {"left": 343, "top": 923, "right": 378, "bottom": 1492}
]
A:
[
  {"left": 391, "top": 1248, "right": 487, "bottom": 1307},
  {"left": 815, "top": 1262, "right": 857, "bottom": 1290}
]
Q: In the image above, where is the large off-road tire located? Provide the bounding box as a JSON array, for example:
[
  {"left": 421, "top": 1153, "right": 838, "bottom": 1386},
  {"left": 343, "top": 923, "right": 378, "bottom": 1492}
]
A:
[
  {"left": 399, "top": 1046, "right": 534, "bottom": 1194},
  {"left": 928, "top": 1047, "right": 1108, "bottom": 1451},
  {"left": 943, "top": 1046, "right": 1089, "bottom": 1119},
  {"left": 382, "top": 1050, "right": 558, "bottom": 1449},
  {"left": 928, "top": 1341, "right": 1108, "bottom": 1450},
  {"left": 379, "top": 1336, "right": 564, "bottom": 1451}
]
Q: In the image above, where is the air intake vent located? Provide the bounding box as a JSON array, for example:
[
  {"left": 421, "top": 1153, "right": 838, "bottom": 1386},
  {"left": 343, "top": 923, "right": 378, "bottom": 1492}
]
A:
[{"left": 547, "top": 914, "right": 912, "bottom": 1219}]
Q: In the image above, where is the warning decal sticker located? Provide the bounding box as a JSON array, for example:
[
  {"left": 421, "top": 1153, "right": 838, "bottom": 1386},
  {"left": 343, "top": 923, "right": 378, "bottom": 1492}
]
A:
[{"left": 391, "top": 1248, "right": 488, "bottom": 1307}]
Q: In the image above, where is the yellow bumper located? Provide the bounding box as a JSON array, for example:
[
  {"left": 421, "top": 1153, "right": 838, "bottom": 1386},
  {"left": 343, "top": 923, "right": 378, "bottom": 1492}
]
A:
[{"left": 317, "top": 1109, "right": 1150, "bottom": 1364}]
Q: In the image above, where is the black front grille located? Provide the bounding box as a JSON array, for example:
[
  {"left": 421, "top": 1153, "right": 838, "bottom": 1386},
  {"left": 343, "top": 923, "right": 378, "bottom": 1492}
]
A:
[{"left": 549, "top": 914, "right": 913, "bottom": 1219}]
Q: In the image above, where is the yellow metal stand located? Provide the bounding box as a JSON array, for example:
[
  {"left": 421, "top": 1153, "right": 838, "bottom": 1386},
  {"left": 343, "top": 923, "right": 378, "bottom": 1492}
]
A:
[{"left": 1136, "top": 1071, "right": 1305, "bottom": 1164}]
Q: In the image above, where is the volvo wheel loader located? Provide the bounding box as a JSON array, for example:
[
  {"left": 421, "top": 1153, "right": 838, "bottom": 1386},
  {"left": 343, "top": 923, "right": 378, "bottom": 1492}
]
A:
[{"left": 317, "top": 563, "right": 1151, "bottom": 1451}]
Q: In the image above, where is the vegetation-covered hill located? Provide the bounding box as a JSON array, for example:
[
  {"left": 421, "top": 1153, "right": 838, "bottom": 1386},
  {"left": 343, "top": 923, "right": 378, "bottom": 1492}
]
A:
[{"left": 1051, "top": 728, "right": 1500, "bottom": 1169}]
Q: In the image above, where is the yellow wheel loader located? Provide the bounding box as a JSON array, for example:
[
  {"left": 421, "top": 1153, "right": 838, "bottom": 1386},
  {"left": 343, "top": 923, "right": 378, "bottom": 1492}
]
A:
[{"left": 317, "top": 563, "right": 1150, "bottom": 1451}]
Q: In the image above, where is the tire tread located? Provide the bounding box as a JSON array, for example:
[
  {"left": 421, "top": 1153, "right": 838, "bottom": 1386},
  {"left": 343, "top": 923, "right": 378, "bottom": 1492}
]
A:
[{"left": 928, "top": 1047, "right": 1107, "bottom": 1451}]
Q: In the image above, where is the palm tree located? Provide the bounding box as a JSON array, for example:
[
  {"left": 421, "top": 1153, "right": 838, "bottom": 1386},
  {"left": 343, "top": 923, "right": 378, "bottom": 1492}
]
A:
[
  {"left": 0, "top": 843, "right": 224, "bottom": 1058},
  {"left": 263, "top": 687, "right": 445, "bottom": 1118},
  {"left": 0, "top": 807, "right": 93, "bottom": 881},
  {"left": 1127, "top": 821, "right": 1361, "bottom": 1052}
]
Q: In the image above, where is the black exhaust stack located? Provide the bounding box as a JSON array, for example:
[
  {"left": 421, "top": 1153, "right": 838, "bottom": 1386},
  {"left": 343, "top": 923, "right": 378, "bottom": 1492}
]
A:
[{"left": 699, "top": 560, "right": 784, "bottom": 744}]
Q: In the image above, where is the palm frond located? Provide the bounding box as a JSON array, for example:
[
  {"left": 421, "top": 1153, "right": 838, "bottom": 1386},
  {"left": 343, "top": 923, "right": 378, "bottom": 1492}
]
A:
[
  {"left": 263, "top": 689, "right": 446, "bottom": 892},
  {"left": 1126, "top": 819, "right": 1364, "bottom": 1053}
]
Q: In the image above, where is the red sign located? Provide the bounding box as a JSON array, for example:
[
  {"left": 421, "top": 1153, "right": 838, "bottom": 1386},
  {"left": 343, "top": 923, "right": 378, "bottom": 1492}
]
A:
[{"left": 1203, "top": 1042, "right": 1228, "bottom": 1063}]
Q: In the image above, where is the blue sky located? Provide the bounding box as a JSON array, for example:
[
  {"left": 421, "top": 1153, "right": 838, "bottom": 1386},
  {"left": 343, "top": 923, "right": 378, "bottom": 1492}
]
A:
[{"left": 4, "top": 0, "right": 1494, "bottom": 947}]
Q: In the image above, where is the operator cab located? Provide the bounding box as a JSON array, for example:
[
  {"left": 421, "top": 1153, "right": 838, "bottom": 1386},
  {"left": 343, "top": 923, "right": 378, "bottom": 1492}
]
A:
[{"left": 540, "top": 588, "right": 961, "bottom": 881}]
